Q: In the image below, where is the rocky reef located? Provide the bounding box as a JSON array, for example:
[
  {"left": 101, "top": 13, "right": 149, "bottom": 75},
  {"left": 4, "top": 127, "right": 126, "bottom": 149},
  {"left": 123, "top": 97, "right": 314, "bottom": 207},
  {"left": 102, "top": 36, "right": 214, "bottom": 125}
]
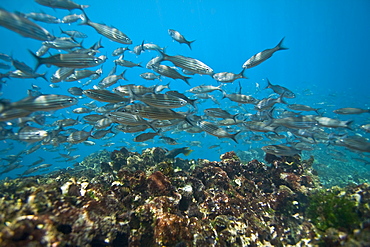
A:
[{"left": 0, "top": 147, "right": 369, "bottom": 246}]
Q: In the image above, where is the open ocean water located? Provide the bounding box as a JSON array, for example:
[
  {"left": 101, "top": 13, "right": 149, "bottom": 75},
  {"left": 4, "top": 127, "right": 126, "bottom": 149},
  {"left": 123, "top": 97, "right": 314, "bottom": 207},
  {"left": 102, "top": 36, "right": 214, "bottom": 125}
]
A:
[{"left": 0, "top": 0, "right": 370, "bottom": 187}]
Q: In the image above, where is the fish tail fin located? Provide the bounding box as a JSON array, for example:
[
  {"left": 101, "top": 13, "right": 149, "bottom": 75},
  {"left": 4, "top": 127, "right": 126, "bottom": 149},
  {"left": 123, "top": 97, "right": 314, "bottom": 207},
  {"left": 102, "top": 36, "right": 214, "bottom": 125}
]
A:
[
  {"left": 265, "top": 78, "right": 272, "bottom": 89},
  {"left": 183, "top": 148, "right": 194, "bottom": 156},
  {"left": 345, "top": 120, "right": 354, "bottom": 130},
  {"left": 59, "top": 26, "right": 65, "bottom": 35},
  {"left": 187, "top": 40, "right": 195, "bottom": 50},
  {"left": 230, "top": 131, "right": 241, "bottom": 143},
  {"left": 183, "top": 76, "right": 191, "bottom": 85},
  {"left": 28, "top": 49, "right": 42, "bottom": 71},
  {"left": 121, "top": 69, "right": 128, "bottom": 81},
  {"left": 79, "top": 9, "right": 89, "bottom": 25},
  {"left": 239, "top": 68, "right": 248, "bottom": 79},
  {"left": 276, "top": 37, "right": 288, "bottom": 50},
  {"left": 41, "top": 72, "right": 48, "bottom": 82}
]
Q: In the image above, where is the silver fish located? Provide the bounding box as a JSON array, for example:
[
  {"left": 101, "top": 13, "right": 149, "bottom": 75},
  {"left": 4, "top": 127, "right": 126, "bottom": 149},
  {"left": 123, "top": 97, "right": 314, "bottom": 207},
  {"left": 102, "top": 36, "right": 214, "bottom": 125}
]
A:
[
  {"left": 189, "top": 85, "right": 223, "bottom": 94},
  {"left": 0, "top": 8, "right": 54, "bottom": 41},
  {"left": 212, "top": 69, "right": 247, "bottom": 83},
  {"left": 124, "top": 104, "right": 186, "bottom": 120},
  {"left": 243, "top": 37, "right": 288, "bottom": 69},
  {"left": 152, "top": 64, "right": 191, "bottom": 85},
  {"left": 160, "top": 52, "right": 213, "bottom": 75},
  {"left": 197, "top": 120, "right": 240, "bottom": 143},
  {"left": 62, "top": 14, "right": 83, "bottom": 24},
  {"left": 98, "top": 70, "right": 127, "bottom": 88},
  {"left": 112, "top": 47, "right": 130, "bottom": 56},
  {"left": 35, "top": 0, "right": 89, "bottom": 10},
  {"left": 135, "top": 93, "right": 188, "bottom": 109},
  {"left": 80, "top": 10, "right": 132, "bottom": 44},
  {"left": 83, "top": 89, "right": 129, "bottom": 103},
  {"left": 11, "top": 94, "right": 78, "bottom": 111},
  {"left": 262, "top": 144, "right": 301, "bottom": 157},
  {"left": 24, "top": 12, "right": 60, "bottom": 24},
  {"left": 168, "top": 29, "right": 195, "bottom": 50},
  {"left": 59, "top": 28, "right": 88, "bottom": 39},
  {"left": 265, "top": 78, "right": 295, "bottom": 98},
  {"left": 140, "top": 72, "right": 161, "bottom": 81},
  {"left": 333, "top": 107, "right": 370, "bottom": 115},
  {"left": 222, "top": 92, "right": 258, "bottom": 104},
  {"left": 18, "top": 126, "right": 48, "bottom": 143},
  {"left": 30, "top": 51, "right": 105, "bottom": 70}
]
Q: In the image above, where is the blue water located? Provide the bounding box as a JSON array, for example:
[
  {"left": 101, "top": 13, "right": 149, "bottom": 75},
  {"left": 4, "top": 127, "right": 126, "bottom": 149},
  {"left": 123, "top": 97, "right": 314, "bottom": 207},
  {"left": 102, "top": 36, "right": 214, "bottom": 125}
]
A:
[{"left": 0, "top": 0, "right": 370, "bottom": 181}]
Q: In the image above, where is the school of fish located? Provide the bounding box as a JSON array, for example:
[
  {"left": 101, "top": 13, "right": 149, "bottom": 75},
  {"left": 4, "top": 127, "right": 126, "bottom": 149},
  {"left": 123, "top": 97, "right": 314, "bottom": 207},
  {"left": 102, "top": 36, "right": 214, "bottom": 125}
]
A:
[{"left": 0, "top": 0, "right": 370, "bottom": 177}]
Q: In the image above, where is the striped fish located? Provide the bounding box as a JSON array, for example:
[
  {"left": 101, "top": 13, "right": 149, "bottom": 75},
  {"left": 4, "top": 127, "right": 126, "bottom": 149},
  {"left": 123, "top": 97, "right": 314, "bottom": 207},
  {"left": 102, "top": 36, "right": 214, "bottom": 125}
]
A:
[
  {"left": 29, "top": 51, "right": 105, "bottom": 70},
  {"left": 83, "top": 89, "right": 129, "bottom": 103},
  {"left": 35, "top": 0, "right": 89, "bottom": 10},
  {"left": 135, "top": 93, "right": 188, "bottom": 109},
  {"left": 197, "top": 120, "right": 240, "bottom": 143},
  {"left": 0, "top": 8, "right": 54, "bottom": 41},
  {"left": 159, "top": 51, "right": 213, "bottom": 75},
  {"left": 80, "top": 10, "right": 132, "bottom": 44},
  {"left": 105, "top": 112, "right": 151, "bottom": 126},
  {"left": 124, "top": 104, "right": 186, "bottom": 120},
  {"left": 11, "top": 94, "right": 78, "bottom": 111},
  {"left": 168, "top": 29, "right": 195, "bottom": 50}
]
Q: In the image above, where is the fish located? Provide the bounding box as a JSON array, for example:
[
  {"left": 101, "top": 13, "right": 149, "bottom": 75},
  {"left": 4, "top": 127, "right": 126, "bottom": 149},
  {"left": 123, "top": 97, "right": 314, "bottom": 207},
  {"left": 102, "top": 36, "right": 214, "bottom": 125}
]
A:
[
  {"left": 0, "top": 8, "right": 54, "bottom": 41},
  {"left": 140, "top": 72, "right": 161, "bottom": 81},
  {"left": 212, "top": 69, "right": 247, "bottom": 83},
  {"left": 114, "top": 58, "right": 142, "bottom": 68},
  {"left": 17, "top": 126, "right": 48, "bottom": 143},
  {"left": 197, "top": 120, "right": 240, "bottom": 143},
  {"left": 67, "top": 87, "right": 84, "bottom": 96},
  {"left": 35, "top": 0, "right": 89, "bottom": 10},
  {"left": 29, "top": 51, "right": 105, "bottom": 70},
  {"left": 189, "top": 85, "right": 223, "bottom": 94},
  {"left": 152, "top": 64, "right": 191, "bottom": 85},
  {"left": 222, "top": 92, "right": 259, "bottom": 104},
  {"left": 159, "top": 51, "right": 214, "bottom": 75},
  {"left": 67, "top": 129, "right": 92, "bottom": 144},
  {"left": 242, "top": 37, "right": 288, "bottom": 69},
  {"left": 165, "top": 147, "right": 193, "bottom": 158},
  {"left": 133, "top": 93, "right": 188, "bottom": 109},
  {"left": 254, "top": 94, "right": 286, "bottom": 111},
  {"left": 98, "top": 70, "right": 127, "bottom": 88},
  {"left": 43, "top": 38, "right": 82, "bottom": 50},
  {"left": 80, "top": 10, "right": 132, "bottom": 44},
  {"left": 112, "top": 47, "right": 130, "bottom": 56},
  {"left": 24, "top": 12, "right": 60, "bottom": 24},
  {"left": 265, "top": 78, "right": 295, "bottom": 98},
  {"left": 333, "top": 107, "right": 370, "bottom": 115},
  {"left": 124, "top": 104, "right": 187, "bottom": 121},
  {"left": 314, "top": 116, "right": 352, "bottom": 129},
  {"left": 105, "top": 111, "right": 153, "bottom": 127},
  {"left": 204, "top": 108, "right": 238, "bottom": 120},
  {"left": 288, "top": 104, "right": 320, "bottom": 114},
  {"left": 59, "top": 28, "right": 88, "bottom": 39},
  {"left": 133, "top": 132, "right": 159, "bottom": 142},
  {"left": 11, "top": 94, "right": 78, "bottom": 111},
  {"left": 160, "top": 136, "right": 178, "bottom": 145},
  {"left": 165, "top": 91, "right": 197, "bottom": 108},
  {"left": 334, "top": 136, "right": 370, "bottom": 153},
  {"left": 83, "top": 89, "right": 129, "bottom": 103},
  {"left": 271, "top": 116, "right": 318, "bottom": 129},
  {"left": 62, "top": 14, "right": 83, "bottom": 24},
  {"left": 168, "top": 29, "right": 195, "bottom": 50},
  {"left": 261, "top": 144, "right": 301, "bottom": 157}
]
